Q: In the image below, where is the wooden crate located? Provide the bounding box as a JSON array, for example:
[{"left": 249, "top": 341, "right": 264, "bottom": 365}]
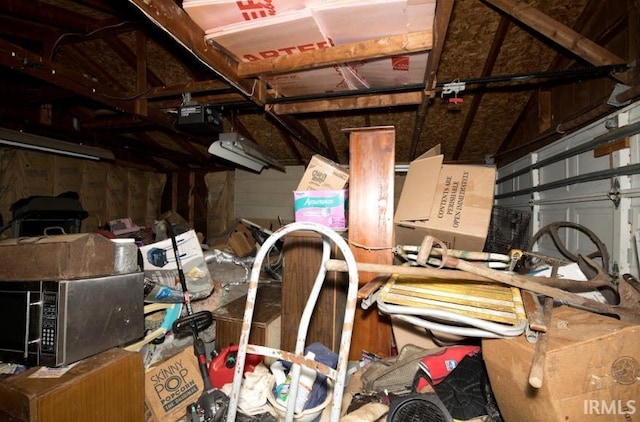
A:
[
  {"left": 213, "top": 283, "right": 282, "bottom": 350},
  {"left": 0, "top": 348, "right": 144, "bottom": 422}
]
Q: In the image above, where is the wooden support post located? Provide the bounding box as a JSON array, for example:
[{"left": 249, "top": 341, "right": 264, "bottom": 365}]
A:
[{"left": 345, "top": 126, "right": 395, "bottom": 359}]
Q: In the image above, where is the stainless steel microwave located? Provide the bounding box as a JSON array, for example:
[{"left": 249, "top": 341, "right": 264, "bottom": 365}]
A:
[{"left": 0, "top": 272, "right": 145, "bottom": 367}]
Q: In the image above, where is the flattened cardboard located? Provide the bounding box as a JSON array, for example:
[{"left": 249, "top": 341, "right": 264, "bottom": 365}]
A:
[
  {"left": 227, "top": 223, "right": 256, "bottom": 257},
  {"left": 394, "top": 144, "right": 442, "bottom": 222},
  {"left": 394, "top": 144, "right": 495, "bottom": 251},
  {"left": 0, "top": 233, "right": 115, "bottom": 280},
  {"left": 482, "top": 306, "right": 640, "bottom": 422}
]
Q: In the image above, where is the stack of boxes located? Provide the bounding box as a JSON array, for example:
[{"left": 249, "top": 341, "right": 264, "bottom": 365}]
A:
[{"left": 293, "top": 155, "right": 349, "bottom": 230}]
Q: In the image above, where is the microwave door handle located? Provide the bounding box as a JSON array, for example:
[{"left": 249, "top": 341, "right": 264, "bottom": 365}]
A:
[{"left": 24, "top": 292, "right": 41, "bottom": 359}]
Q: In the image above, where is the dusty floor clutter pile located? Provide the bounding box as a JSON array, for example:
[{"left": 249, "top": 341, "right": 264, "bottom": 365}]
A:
[{"left": 0, "top": 150, "right": 639, "bottom": 422}]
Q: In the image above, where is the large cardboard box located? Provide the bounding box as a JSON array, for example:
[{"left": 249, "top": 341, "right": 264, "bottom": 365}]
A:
[
  {"left": 482, "top": 306, "right": 640, "bottom": 422},
  {"left": 394, "top": 145, "right": 496, "bottom": 251},
  {"left": 0, "top": 348, "right": 144, "bottom": 422},
  {"left": 144, "top": 346, "right": 206, "bottom": 422},
  {"left": 0, "top": 233, "right": 115, "bottom": 280},
  {"left": 297, "top": 154, "right": 349, "bottom": 191}
]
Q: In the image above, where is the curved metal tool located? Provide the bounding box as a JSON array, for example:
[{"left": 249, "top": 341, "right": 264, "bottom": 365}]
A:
[{"left": 525, "top": 221, "right": 610, "bottom": 274}]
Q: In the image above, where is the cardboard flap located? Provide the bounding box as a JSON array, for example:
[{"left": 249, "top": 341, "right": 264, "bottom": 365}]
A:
[
  {"left": 416, "top": 144, "right": 441, "bottom": 159},
  {"left": 394, "top": 153, "right": 444, "bottom": 222}
]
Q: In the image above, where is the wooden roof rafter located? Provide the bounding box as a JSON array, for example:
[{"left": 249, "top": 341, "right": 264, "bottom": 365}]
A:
[
  {"left": 0, "top": 36, "right": 216, "bottom": 163},
  {"left": 494, "top": 0, "right": 634, "bottom": 162},
  {"left": 409, "top": 0, "right": 455, "bottom": 161},
  {"left": 452, "top": 16, "right": 511, "bottom": 160},
  {"left": 127, "top": 0, "right": 336, "bottom": 160},
  {"left": 481, "top": 0, "right": 629, "bottom": 84},
  {"left": 237, "top": 30, "right": 434, "bottom": 78}
]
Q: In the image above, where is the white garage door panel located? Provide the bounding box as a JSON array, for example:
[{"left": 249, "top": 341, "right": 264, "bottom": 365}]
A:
[
  {"left": 497, "top": 100, "right": 640, "bottom": 276},
  {"left": 536, "top": 179, "right": 613, "bottom": 202},
  {"left": 495, "top": 170, "right": 532, "bottom": 198},
  {"left": 573, "top": 202, "right": 616, "bottom": 264},
  {"left": 530, "top": 201, "right": 614, "bottom": 272}
]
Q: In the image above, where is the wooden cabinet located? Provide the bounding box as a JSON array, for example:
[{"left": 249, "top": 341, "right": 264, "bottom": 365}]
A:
[
  {"left": 281, "top": 231, "right": 348, "bottom": 353},
  {"left": 0, "top": 348, "right": 144, "bottom": 422},
  {"left": 213, "top": 283, "right": 282, "bottom": 350}
]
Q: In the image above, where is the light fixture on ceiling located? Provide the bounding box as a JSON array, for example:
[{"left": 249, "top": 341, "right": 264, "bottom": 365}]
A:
[
  {"left": 208, "top": 132, "right": 286, "bottom": 173},
  {"left": 0, "top": 128, "right": 115, "bottom": 161}
]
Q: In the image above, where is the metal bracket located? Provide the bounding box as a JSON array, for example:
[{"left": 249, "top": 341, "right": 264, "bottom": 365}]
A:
[
  {"left": 361, "top": 290, "right": 380, "bottom": 310},
  {"left": 607, "top": 178, "right": 621, "bottom": 209},
  {"left": 607, "top": 83, "right": 631, "bottom": 107},
  {"left": 441, "top": 80, "right": 466, "bottom": 97}
]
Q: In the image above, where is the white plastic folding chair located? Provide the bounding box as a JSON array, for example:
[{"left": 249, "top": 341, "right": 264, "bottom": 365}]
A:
[{"left": 226, "top": 221, "right": 360, "bottom": 422}]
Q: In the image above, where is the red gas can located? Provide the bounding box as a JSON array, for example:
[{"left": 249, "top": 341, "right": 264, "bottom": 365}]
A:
[{"left": 208, "top": 344, "right": 263, "bottom": 388}]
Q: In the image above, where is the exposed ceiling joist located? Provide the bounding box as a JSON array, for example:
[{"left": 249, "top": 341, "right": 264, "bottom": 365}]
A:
[
  {"left": 127, "top": 0, "right": 257, "bottom": 101},
  {"left": 482, "top": 0, "right": 629, "bottom": 83},
  {"left": 127, "top": 0, "right": 332, "bottom": 160},
  {"left": 270, "top": 92, "right": 423, "bottom": 115},
  {"left": 0, "top": 0, "right": 636, "bottom": 174},
  {"left": 453, "top": 16, "right": 511, "bottom": 160},
  {"left": 410, "top": 0, "right": 454, "bottom": 160},
  {"left": 145, "top": 80, "right": 232, "bottom": 99},
  {"left": 237, "top": 30, "right": 434, "bottom": 78}
]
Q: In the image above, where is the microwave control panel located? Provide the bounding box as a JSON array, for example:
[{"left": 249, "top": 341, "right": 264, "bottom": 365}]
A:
[{"left": 40, "top": 291, "right": 58, "bottom": 354}]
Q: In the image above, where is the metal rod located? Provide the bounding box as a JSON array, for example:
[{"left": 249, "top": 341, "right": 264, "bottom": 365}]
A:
[
  {"left": 265, "top": 64, "right": 628, "bottom": 104},
  {"left": 495, "top": 162, "right": 640, "bottom": 200},
  {"left": 496, "top": 120, "right": 640, "bottom": 186}
]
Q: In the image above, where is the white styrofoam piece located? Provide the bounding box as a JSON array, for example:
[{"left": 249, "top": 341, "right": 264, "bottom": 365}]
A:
[
  {"left": 198, "top": 0, "right": 436, "bottom": 96},
  {"left": 265, "top": 67, "right": 359, "bottom": 97},
  {"left": 312, "top": 1, "right": 410, "bottom": 44},
  {"left": 350, "top": 52, "right": 429, "bottom": 88},
  {"left": 183, "top": 0, "right": 309, "bottom": 31},
  {"left": 206, "top": 9, "right": 327, "bottom": 63},
  {"left": 313, "top": 0, "right": 434, "bottom": 44}
]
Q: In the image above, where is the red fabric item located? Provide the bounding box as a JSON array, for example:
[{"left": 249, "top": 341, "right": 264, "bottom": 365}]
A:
[{"left": 418, "top": 345, "right": 481, "bottom": 385}]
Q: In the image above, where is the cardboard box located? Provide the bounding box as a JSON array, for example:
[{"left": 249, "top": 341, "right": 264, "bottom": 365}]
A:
[
  {"left": 140, "top": 229, "right": 214, "bottom": 299},
  {"left": 297, "top": 154, "right": 349, "bottom": 191},
  {"left": 394, "top": 145, "right": 496, "bottom": 251},
  {"left": 293, "top": 189, "right": 348, "bottom": 230},
  {"left": 211, "top": 222, "right": 257, "bottom": 257},
  {"left": 482, "top": 306, "right": 640, "bottom": 422},
  {"left": 144, "top": 347, "right": 205, "bottom": 422},
  {"left": 0, "top": 348, "right": 144, "bottom": 422},
  {"left": 0, "top": 233, "right": 115, "bottom": 280}
]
